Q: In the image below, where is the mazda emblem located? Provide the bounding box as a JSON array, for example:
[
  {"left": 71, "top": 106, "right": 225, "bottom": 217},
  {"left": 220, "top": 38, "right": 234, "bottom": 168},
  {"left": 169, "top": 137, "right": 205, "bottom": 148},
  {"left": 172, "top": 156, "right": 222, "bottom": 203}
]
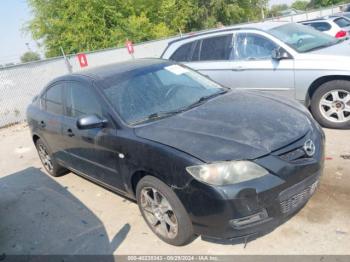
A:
[{"left": 304, "top": 139, "right": 316, "bottom": 157}]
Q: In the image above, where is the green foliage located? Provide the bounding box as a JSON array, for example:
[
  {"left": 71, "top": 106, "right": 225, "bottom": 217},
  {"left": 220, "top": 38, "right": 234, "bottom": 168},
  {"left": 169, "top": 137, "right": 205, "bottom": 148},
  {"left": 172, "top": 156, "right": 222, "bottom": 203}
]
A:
[
  {"left": 20, "top": 51, "right": 40, "bottom": 63},
  {"left": 269, "top": 4, "right": 289, "bottom": 17},
  {"left": 291, "top": 0, "right": 310, "bottom": 10},
  {"left": 26, "top": 0, "right": 270, "bottom": 57},
  {"left": 309, "top": 0, "right": 345, "bottom": 8}
]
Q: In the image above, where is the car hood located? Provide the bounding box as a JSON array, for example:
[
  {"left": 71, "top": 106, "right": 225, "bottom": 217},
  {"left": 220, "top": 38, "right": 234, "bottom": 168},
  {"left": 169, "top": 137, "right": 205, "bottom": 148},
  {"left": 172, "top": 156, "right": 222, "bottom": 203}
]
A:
[
  {"left": 308, "top": 39, "right": 350, "bottom": 56},
  {"left": 134, "top": 91, "right": 312, "bottom": 162}
]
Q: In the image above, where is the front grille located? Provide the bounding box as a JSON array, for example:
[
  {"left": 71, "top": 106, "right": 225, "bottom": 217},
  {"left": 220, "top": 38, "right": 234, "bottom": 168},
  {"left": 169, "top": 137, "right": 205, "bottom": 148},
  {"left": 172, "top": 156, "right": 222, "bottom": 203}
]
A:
[
  {"left": 279, "top": 147, "right": 307, "bottom": 162},
  {"left": 280, "top": 181, "right": 319, "bottom": 214}
]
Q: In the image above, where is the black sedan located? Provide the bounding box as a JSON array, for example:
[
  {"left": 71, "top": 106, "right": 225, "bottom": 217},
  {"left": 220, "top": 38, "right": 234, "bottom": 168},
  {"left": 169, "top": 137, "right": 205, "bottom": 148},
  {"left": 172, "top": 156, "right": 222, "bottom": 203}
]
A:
[{"left": 27, "top": 59, "right": 325, "bottom": 246}]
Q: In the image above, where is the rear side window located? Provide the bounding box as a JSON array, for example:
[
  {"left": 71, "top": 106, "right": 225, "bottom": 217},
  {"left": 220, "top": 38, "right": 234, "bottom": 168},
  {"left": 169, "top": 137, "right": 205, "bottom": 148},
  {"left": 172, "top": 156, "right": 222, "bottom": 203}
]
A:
[
  {"left": 304, "top": 22, "right": 331, "bottom": 31},
  {"left": 65, "top": 82, "right": 102, "bottom": 118},
  {"left": 170, "top": 42, "right": 195, "bottom": 62},
  {"left": 200, "top": 34, "right": 233, "bottom": 61},
  {"left": 44, "top": 83, "right": 64, "bottom": 115},
  {"left": 334, "top": 17, "right": 350, "bottom": 28}
]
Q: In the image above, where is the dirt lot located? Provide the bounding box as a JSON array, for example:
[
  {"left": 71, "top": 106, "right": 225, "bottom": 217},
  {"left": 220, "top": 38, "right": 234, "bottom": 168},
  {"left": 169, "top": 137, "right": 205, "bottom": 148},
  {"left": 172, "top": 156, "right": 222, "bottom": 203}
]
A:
[{"left": 0, "top": 123, "right": 349, "bottom": 255}]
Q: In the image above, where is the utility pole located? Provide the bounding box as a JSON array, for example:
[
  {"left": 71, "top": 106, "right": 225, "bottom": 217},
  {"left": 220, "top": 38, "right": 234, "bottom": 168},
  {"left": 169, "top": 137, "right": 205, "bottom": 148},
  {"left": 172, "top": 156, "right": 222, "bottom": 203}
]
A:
[
  {"left": 260, "top": 0, "right": 266, "bottom": 20},
  {"left": 60, "top": 46, "right": 73, "bottom": 73}
]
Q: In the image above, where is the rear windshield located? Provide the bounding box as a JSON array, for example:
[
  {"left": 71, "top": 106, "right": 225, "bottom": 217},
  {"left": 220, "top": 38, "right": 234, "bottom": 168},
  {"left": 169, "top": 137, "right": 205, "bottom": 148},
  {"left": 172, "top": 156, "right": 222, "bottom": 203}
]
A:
[
  {"left": 334, "top": 17, "right": 350, "bottom": 28},
  {"left": 304, "top": 22, "right": 331, "bottom": 32}
]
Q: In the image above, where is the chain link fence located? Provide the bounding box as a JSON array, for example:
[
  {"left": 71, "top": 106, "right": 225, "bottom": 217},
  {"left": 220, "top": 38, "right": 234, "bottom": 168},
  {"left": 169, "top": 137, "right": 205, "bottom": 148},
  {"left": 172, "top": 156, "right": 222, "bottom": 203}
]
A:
[{"left": 0, "top": 37, "right": 173, "bottom": 127}]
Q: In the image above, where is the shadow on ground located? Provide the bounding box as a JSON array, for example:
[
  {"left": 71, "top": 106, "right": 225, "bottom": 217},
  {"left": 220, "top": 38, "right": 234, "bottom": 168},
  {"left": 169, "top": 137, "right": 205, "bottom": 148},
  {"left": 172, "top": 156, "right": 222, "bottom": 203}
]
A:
[{"left": 0, "top": 167, "right": 129, "bottom": 256}]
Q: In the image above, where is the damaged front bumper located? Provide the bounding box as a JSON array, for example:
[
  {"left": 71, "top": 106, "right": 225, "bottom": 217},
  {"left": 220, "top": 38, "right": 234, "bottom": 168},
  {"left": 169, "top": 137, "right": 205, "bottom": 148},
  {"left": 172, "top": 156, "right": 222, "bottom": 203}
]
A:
[
  {"left": 173, "top": 133, "right": 324, "bottom": 242},
  {"left": 174, "top": 170, "right": 321, "bottom": 242}
]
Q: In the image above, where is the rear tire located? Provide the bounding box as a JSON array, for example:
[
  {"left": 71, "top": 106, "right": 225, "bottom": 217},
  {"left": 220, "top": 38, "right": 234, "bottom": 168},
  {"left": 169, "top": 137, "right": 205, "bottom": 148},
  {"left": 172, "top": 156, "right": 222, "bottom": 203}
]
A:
[
  {"left": 35, "top": 138, "right": 67, "bottom": 177},
  {"left": 310, "top": 80, "right": 350, "bottom": 129},
  {"left": 136, "top": 176, "right": 195, "bottom": 246}
]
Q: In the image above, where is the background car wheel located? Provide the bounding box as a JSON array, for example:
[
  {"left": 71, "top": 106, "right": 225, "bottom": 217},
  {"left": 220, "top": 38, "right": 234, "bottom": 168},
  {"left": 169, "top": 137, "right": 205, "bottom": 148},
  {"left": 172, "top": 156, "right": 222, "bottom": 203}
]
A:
[
  {"left": 136, "top": 176, "right": 195, "bottom": 246},
  {"left": 35, "top": 138, "right": 67, "bottom": 177},
  {"left": 311, "top": 80, "right": 350, "bottom": 129}
]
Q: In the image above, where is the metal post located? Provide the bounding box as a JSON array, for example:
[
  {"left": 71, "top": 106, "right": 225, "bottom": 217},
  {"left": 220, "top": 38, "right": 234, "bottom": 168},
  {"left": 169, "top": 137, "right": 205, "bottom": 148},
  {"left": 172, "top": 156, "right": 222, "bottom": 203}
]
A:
[{"left": 60, "top": 46, "right": 73, "bottom": 73}]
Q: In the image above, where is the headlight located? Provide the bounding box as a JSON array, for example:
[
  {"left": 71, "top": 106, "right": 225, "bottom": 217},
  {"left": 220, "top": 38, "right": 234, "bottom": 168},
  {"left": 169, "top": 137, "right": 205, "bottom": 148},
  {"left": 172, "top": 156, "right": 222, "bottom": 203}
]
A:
[{"left": 186, "top": 161, "right": 269, "bottom": 186}]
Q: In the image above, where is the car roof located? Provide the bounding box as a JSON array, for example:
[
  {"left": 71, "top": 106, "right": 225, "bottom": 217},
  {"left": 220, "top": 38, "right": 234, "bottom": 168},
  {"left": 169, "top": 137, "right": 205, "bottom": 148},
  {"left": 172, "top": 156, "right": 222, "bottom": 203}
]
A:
[
  {"left": 166, "top": 21, "right": 289, "bottom": 46},
  {"left": 301, "top": 16, "right": 346, "bottom": 23},
  {"left": 53, "top": 58, "right": 173, "bottom": 82}
]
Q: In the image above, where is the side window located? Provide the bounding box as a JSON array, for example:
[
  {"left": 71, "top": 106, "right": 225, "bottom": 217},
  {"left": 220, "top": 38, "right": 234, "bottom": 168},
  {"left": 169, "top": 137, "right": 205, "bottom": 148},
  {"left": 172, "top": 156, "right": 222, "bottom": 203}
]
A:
[
  {"left": 44, "top": 83, "right": 64, "bottom": 115},
  {"left": 65, "top": 82, "right": 102, "bottom": 118},
  {"left": 170, "top": 42, "right": 195, "bottom": 62},
  {"left": 235, "top": 33, "right": 277, "bottom": 60},
  {"left": 199, "top": 34, "right": 233, "bottom": 61}
]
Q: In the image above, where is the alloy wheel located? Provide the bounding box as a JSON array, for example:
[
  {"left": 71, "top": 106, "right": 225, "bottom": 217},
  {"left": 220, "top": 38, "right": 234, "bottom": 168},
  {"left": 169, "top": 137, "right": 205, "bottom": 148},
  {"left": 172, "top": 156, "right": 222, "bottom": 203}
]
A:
[
  {"left": 37, "top": 144, "right": 54, "bottom": 172},
  {"left": 140, "top": 187, "right": 178, "bottom": 239},
  {"left": 319, "top": 89, "right": 350, "bottom": 123}
]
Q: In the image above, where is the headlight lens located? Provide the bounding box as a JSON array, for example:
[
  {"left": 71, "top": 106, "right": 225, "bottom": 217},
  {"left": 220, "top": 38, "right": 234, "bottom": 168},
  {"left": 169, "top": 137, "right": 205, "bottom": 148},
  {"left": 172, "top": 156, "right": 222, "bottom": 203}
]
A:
[{"left": 186, "top": 161, "right": 269, "bottom": 186}]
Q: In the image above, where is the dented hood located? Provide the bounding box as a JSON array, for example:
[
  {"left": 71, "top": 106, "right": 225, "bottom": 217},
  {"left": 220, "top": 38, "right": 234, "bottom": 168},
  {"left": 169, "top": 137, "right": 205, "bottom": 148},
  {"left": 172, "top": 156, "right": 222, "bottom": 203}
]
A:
[{"left": 134, "top": 91, "right": 312, "bottom": 162}]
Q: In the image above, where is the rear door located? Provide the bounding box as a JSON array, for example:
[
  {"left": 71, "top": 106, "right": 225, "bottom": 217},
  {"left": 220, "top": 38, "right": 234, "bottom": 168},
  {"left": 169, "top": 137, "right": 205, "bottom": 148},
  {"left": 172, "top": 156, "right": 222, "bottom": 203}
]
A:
[
  {"left": 39, "top": 82, "right": 65, "bottom": 160},
  {"left": 170, "top": 33, "right": 236, "bottom": 86}
]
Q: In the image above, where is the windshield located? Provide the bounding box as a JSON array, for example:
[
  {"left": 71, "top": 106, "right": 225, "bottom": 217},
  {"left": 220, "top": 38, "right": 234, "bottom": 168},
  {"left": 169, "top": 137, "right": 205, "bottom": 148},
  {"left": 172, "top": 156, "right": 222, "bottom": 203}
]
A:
[
  {"left": 102, "top": 63, "right": 224, "bottom": 124},
  {"left": 269, "top": 23, "right": 339, "bottom": 53}
]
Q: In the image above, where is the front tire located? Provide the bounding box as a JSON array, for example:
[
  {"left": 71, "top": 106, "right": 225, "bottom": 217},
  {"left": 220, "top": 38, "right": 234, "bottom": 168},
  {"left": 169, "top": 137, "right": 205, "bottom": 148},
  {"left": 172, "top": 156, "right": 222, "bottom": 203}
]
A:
[
  {"left": 310, "top": 80, "right": 350, "bottom": 129},
  {"left": 136, "top": 176, "right": 195, "bottom": 246},
  {"left": 35, "top": 138, "right": 67, "bottom": 177}
]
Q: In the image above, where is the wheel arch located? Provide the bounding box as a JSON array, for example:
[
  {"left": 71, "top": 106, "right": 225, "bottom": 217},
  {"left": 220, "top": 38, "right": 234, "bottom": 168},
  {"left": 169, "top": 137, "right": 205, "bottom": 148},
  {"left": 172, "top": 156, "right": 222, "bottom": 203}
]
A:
[
  {"left": 306, "top": 75, "right": 350, "bottom": 107},
  {"left": 130, "top": 170, "right": 164, "bottom": 197},
  {"left": 32, "top": 134, "right": 40, "bottom": 144}
]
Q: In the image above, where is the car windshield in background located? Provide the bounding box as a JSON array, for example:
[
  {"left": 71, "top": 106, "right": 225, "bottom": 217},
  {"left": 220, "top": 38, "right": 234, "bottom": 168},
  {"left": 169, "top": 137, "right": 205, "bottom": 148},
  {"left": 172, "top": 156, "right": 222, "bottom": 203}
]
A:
[
  {"left": 102, "top": 64, "right": 224, "bottom": 125},
  {"left": 269, "top": 23, "right": 339, "bottom": 53}
]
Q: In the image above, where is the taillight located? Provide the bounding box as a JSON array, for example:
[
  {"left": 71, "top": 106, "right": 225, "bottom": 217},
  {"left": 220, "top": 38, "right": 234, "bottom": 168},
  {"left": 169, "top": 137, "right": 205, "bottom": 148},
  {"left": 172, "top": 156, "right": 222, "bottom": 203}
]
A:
[{"left": 335, "top": 30, "right": 347, "bottom": 38}]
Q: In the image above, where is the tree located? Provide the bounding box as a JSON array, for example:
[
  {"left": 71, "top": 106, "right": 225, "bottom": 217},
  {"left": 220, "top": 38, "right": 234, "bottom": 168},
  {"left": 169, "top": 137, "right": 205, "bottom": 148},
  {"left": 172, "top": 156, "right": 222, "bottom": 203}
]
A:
[
  {"left": 20, "top": 51, "right": 40, "bottom": 63},
  {"left": 26, "top": 0, "right": 268, "bottom": 57},
  {"left": 269, "top": 4, "right": 289, "bottom": 17},
  {"left": 308, "top": 0, "right": 345, "bottom": 8},
  {"left": 292, "top": 0, "right": 310, "bottom": 10}
]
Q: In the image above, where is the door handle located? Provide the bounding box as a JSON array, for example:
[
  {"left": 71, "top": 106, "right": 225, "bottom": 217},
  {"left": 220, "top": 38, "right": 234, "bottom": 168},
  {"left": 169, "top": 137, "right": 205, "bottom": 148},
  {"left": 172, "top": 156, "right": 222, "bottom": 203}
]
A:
[
  {"left": 67, "top": 129, "right": 75, "bottom": 137},
  {"left": 232, "top": 66, "right": 245, "bottom": 71},
  {"left": 39, "top": 121, "right": 46, "bottom": 128}
]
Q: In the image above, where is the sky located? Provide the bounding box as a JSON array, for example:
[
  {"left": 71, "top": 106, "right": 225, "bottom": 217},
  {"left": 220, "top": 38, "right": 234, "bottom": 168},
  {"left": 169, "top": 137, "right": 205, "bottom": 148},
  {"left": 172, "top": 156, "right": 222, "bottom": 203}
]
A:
[
  {"left": 0, "top": 0, "right": 296, "bottom": 65},
  {"left": 0, "top": 0, "right": 38, "bottom": 65}
]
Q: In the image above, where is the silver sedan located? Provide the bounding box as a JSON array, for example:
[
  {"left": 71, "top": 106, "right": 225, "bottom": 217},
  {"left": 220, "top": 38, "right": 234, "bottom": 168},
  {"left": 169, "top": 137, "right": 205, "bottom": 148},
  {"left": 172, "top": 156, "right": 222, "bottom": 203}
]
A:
[{"left": 161, "top": 22, "right": 350, "bottom": 129}]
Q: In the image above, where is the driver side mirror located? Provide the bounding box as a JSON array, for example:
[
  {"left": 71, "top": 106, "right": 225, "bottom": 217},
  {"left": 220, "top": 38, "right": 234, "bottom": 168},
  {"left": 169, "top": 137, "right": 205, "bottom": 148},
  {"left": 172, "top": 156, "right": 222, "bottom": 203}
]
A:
[
  {"left": 272, "top": 47, "right": 291, "bottom": 60},
  {"left": 77, "top": 115, "right": 108, "bottom": 130}
]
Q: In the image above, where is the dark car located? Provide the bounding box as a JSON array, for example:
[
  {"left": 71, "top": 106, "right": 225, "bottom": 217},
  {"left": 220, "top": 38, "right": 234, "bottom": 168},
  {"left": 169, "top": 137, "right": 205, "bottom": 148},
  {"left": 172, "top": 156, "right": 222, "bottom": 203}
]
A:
[{"left": 27, "top": 59, "right": 325, "bottom": 246}]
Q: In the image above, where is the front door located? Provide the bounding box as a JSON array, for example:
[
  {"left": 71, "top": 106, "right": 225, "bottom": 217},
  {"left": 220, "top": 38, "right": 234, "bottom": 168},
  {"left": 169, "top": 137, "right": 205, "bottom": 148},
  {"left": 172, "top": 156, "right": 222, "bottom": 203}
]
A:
[
  {"left": 228, "top": 32, "right": 295, "bottom": 98},
  {"left": 61, "top": 80, "right": 124, "bottom": 190}
]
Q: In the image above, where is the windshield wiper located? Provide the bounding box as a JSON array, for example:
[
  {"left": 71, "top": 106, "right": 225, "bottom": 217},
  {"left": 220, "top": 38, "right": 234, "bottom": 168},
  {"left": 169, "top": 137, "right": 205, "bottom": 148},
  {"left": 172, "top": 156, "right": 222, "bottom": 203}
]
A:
[
  {"left": 130, "top": 89, "right": 228, "bottom": 125},
  {"left": 130, "top": 111, "right": 180, "bottom": 125},
  {"left": 191, "top": 89, "right": 228, "bottom": 106}
]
